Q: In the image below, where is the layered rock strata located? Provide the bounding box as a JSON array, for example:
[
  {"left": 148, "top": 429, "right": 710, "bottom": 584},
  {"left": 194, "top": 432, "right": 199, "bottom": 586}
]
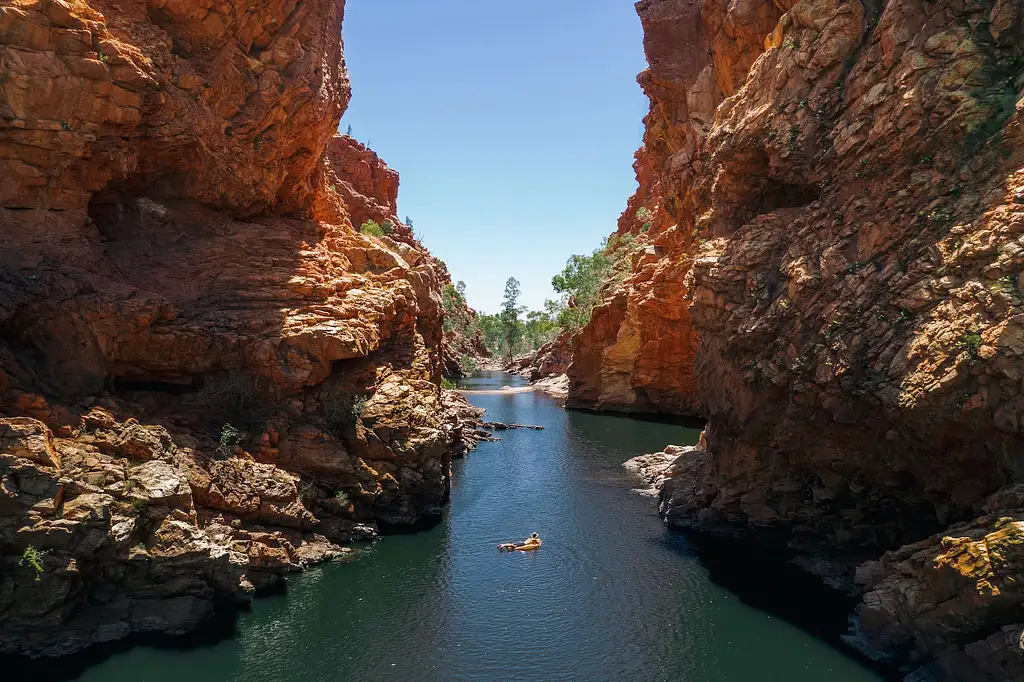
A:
[
  {"left": 612, "top": 0, "right": 1024, "bottom": 678},
  {"left": 320, "top": 134, "right": 487, "bottom": 376},
  {"left": 849, "top": 487, "right": 1024, "bottom": 680},
  {"left": 564, "top": 75, "right": 701, "bottom": 414},
  {"left": 0, "top": 0, "right": 482, "bottom": 658}
]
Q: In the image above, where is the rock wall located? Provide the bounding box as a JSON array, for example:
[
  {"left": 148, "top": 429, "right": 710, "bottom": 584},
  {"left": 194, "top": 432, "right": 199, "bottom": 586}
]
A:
[
  {"left": 849, "top": 486, "right": 1024, "bottom": 680},
  {"left": 564, "top": 32, "right": 702, "bottom": 415},
  {"left": 684, "top": 0, "right": 1024, "bottom": 550},
  {"left": 611, "top": 0, "right": 1024, "bottom": 678},
  {"left": 320, "top": 134, "right": 487, "bottom": 376},
  {"left": 511, "top": 331, "right": 573, "bottom": 382},
  {"left": 0, "top": 0, "right": 482, "bottom": 658},
  {"left": 1, "top": 0, "right": 348, "bottom": 215},
  {"left": 324, "top": 133, "right": 420, "bottom": 246}
]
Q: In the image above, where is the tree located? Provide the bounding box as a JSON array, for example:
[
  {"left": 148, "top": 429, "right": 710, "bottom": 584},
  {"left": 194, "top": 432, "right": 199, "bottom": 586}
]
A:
[
  {"left": 549, "top": 233, "right": 641, "bottom": 332},
  {"left": 477, "top": 313, "right": 503, "bottom": 356},
  {"left": 499, "top": 277, "right": 524, "bottom": 363},
  {"left": 441, "top": 283, "right": 470, "bottom": 334},
  {"left": 524, "top": 309, "right": 558, "bottom": 350},
  {"left": 551, "top": 250, "right": 611, "bottom": 330},
  {"left": 544, "top": 298, "right": 566, "bottom": 320}
]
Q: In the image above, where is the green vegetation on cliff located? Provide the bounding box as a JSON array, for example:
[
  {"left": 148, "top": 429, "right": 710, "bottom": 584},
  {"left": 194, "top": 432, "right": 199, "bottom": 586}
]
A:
[
  {"left": 552, "top": 232, "right": 640, "bottom": 331},
  {"left": 469, "top": 231, "right": 642, "bottom": 361},
  {"left": 360, "top": 220, "right": 394, "bottom": 237}
]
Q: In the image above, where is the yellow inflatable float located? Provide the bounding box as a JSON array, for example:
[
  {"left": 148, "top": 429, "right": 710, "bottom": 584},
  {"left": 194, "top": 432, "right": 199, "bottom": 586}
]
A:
[{"left": 498, "top": 533, "right": 542, "bottom": 552}]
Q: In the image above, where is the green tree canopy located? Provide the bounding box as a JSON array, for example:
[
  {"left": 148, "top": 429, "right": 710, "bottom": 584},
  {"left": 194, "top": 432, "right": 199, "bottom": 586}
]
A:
[{"left": 499, "top": 278, "right": 524, "bottom": 363}]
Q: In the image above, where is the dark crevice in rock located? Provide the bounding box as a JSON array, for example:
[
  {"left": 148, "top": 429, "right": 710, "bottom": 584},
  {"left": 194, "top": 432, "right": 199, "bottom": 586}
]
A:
[
  {"left": 113, "top": 377, "right": 198, "bottom": 394},
  {"left": 88, "top": 191, "right": 170, "bottom": 243},
  {"left": 754, "top": 179, "right": 820, "bottom": 216}
]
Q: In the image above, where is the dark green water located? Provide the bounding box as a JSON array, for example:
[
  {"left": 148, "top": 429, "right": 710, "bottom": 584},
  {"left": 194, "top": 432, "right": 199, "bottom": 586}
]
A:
[{"left": 37, "top": 372, "right": 886, "bottom": 681}]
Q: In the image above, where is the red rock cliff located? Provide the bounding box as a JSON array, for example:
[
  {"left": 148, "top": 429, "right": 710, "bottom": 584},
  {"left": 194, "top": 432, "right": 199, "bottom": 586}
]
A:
[
  {"left": 603, "top": 0, "right": 1024, "bottom": 677},
  {"left": 566, "top": 143, "right": 701, "bottom": 414},
  {"left": 323, "top": 134, "right": 421, "bottom": 246},
  {"left": 0, "top": 0, "right": 481, "bottom": 657},
  {"left": 564, "top": 3, "right": 706, "bottom": 415}
]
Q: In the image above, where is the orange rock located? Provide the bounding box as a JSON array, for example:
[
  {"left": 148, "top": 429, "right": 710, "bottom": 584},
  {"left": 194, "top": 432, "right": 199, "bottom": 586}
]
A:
[
  {"left": 564, "top": 0, "right": 720, "bottom": 416},
  {"left": 1, "top": 0, "right": 350, "bottom": 215},
  {"left": 610, "top": 0, "right": 1024, "bottom": 675},
  {"left": 325, "top": 135, "right": 400, "bottom": 229},
  {"left": 0, "top": 0, "right": 486, "bottom": 657}
]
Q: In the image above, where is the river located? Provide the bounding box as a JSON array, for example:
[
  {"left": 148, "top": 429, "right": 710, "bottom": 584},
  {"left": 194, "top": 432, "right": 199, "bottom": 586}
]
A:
[{"left": 22, "top": 371, "right": 888, "bottom": 681}]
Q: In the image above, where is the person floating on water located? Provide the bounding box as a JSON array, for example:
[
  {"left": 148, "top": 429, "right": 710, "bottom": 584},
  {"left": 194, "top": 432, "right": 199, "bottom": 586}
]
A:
[{"left": 498, "top": 532, "right": 542, "bottom": 552}]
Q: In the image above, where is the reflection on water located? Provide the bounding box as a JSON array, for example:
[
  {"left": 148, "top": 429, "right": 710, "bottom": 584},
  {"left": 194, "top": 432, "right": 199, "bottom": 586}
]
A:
[{"left": 22, "top": 372, "right": 888, "bottom": 682}]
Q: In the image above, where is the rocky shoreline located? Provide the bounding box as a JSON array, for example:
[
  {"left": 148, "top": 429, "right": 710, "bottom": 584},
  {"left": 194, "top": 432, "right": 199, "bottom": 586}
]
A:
[
  {"left": 624, "top": 438, "right": 1024, "bottom": 681},
  {"left": 531, "top": 0, "right": 1024, "bottom": 678},
  {"left": 0, "top": 388, "right": 489, "bottom": 658},
  {"left": 0, "top": 0, "right": 491, "bottom": 659}
]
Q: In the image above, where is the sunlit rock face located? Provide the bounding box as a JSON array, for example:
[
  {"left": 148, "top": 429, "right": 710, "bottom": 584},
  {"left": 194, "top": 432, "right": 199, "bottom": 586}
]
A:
[
  {"left": 0, "top": 0, "right": 483, "bottom": 657},
  {"left": 565, "top": 137, "right": 701, "bottom": 414},
  {"left": 602, "top": 0, "right": 1024, "bottom": 677}
]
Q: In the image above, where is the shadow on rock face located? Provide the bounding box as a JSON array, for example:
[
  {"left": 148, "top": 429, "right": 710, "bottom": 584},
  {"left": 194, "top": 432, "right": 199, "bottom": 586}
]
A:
[
  {"left": 0, "top": 602, "right": 243, "bottom": 682},
  {"left": 659, "top": 528, "right": 902, "bottom": 681}
]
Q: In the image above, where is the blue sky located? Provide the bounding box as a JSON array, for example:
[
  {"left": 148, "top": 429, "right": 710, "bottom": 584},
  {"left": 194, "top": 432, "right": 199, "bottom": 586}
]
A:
[{"left": 340, "top": 1, "right": 648, "bottom": 313}]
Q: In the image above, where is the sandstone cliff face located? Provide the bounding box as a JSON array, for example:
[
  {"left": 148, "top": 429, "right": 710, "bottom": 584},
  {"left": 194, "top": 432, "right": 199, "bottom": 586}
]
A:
[
  {"left": 682, "top": 0, "right": 1024, "bottom": 546},
  {"left": 0, "top": 0, "right": 482, "bottom": 658},
  {"left": 849, "top": 486, "right": 1024, "bottom": 680},
  {"left": 511, "top": 331, "right": 573, "bottom": 382},
  {"left": 564, "top": 46, "right": 701, "bottom": 415},
  {"left": 1, "top": 0, "right": 348, "bottom": 215},
  {"left": 612, "top": 0, "right": 1024, "bottom": 678},
  {"left": 320, "top": 134, "right": 487, "bottom": 376},
  {"left": 323, "top": 134, "right": 421, "bottom": 247}
]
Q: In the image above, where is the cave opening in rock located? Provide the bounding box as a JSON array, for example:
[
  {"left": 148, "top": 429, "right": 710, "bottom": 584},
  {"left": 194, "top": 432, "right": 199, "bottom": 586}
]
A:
[
  {"left": 88, "top": 189, "right": 173, "bottom": 242},
  {"left": 754, "top": 179, "right": 820, "bottom": 216},
  {"left": 112, "top": 377, "right": 198, "bottom": 395}
]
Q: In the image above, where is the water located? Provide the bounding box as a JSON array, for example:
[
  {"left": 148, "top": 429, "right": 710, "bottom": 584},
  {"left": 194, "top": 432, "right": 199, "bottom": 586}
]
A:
[{"left": 31, "top": 372, "right": 886, "bottom": 681}]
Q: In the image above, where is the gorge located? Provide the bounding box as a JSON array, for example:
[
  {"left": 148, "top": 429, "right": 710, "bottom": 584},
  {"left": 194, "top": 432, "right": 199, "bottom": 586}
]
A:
[{"left": 2, "top": 0, "right": 1023, "bottom": 681}]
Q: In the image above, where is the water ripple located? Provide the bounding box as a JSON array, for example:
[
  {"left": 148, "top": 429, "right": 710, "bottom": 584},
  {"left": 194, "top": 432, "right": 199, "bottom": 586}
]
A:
[{"left": 66, "top": 373, "right": 886, "bottom": 682}]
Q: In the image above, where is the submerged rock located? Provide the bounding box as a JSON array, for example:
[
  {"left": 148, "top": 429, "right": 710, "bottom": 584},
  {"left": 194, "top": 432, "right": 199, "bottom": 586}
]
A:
[{"left": 480, "top": 422, "right": 544, "bottom": 431}]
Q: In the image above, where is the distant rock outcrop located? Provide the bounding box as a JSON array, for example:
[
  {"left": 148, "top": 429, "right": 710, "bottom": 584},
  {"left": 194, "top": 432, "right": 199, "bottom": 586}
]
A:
[
  {"left": 511, "top": 331, "right": 573, "bottom": 382},
  {"left": 564, "top": 110, "right": 701, "bottom": 415}
]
